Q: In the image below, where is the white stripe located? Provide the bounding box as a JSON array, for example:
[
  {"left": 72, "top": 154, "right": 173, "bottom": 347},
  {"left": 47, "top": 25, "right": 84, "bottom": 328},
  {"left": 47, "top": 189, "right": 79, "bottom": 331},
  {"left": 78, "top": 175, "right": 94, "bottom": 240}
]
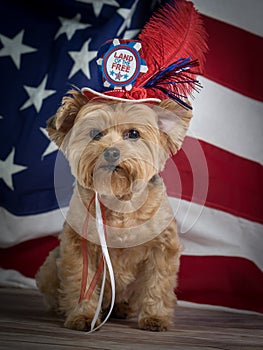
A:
[
  {"left": 192, "top": 0, "right": 263, "bottom": 36},
  {"left": 189, "top": 77, "right": 263, "bottom": 165},
  {"left": 0, "top": 268, "right": 36, "bottom": 289},
  {"left": 177, "top": 300, "right": 263, "bottom": 316},
  {"left": 0, "top": 206, "right": 67, "bottom": 248},
  {"left": 169, "top": 197, "right": 263, "bottom": 271}
]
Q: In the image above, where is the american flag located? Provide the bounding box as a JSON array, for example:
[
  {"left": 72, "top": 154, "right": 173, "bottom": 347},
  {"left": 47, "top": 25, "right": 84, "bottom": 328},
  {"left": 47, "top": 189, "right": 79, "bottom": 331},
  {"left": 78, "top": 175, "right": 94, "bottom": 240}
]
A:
[
  {"left": 0, "top": 0, "right": 263, "bottom": 314},
  {"left": 0, "top": 0, "right": 156, "bottom": 241}
]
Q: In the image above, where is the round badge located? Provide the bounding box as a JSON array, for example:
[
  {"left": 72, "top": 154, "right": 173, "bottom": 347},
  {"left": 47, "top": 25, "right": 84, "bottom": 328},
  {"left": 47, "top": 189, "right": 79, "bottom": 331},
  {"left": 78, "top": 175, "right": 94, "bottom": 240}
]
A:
[
  {"left": 103, "top": 46, "right": 139, "bottom": 87},
  {"left": 97, "top": 40, "right": 148, "bottom": 90}
]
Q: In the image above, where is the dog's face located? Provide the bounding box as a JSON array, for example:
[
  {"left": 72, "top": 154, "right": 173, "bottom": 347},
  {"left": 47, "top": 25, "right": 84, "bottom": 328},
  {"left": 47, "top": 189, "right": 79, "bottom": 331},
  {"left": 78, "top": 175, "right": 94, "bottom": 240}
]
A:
[{"left": 48, "top": 90, "right": 192, "bottom": 197}]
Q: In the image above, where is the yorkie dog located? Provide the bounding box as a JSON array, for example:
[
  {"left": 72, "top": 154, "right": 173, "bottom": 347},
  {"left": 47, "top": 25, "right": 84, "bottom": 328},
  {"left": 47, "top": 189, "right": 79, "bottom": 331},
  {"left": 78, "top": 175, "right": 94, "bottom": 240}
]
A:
[{"left": 36, "top": 89, "right": 192, "bottom": 331}]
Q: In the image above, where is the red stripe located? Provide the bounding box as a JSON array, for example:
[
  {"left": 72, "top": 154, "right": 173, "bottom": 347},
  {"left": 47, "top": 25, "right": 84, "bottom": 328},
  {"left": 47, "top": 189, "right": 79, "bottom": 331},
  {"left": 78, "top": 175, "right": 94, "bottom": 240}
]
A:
[
  {"left": 178, "top": 255, "right": 263, "bottom": 313},
  {"left": 162, "top": 137, "right": 263, "bottom": 224},
  {"left": 0, "top": 235, "right": 59, "bottom": 278},
  {"left": 201, "top": 14, "right": 263, "bottom": 102},
  {"left": 1, "top": 237, "right": 262, "bottom": 313}
]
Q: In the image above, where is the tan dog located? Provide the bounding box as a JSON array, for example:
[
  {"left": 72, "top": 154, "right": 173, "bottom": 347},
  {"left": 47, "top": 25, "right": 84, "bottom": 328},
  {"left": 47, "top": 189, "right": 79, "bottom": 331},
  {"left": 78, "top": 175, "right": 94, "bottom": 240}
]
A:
[{"left": 36, "top": 89, "right": 192, "bottom": 331}]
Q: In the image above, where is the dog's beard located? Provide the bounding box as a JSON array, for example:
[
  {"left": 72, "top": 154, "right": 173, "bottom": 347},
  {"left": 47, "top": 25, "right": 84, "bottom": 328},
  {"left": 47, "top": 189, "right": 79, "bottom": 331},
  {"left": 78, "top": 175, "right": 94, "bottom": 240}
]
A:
[
  {"left": 93, "top": 165, "right": 132, "bottom": 196},
  {"left": 78, "top": 154, "right": 157, "bottom": 197}
]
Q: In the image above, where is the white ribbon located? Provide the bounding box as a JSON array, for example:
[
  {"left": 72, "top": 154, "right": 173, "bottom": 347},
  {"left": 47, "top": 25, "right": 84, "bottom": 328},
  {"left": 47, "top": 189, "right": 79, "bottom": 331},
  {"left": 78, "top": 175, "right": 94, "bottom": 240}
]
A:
[{"left": 88, "top": 192, "right": 115, "bottom": 332}]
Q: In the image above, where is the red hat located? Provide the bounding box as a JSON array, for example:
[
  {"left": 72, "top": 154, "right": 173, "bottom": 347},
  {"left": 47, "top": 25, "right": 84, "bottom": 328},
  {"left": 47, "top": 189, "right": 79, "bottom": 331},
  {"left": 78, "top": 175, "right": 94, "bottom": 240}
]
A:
[{"left": 82, "top": 0, "right": 208, "bottom": 109}]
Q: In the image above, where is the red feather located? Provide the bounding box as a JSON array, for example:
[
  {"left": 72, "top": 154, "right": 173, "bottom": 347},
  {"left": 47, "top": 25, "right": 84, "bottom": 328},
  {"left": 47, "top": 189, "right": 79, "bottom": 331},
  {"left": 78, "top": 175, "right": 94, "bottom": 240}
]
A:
[{"left": 137, "top": 0, "right": 208, "bottom": 98}]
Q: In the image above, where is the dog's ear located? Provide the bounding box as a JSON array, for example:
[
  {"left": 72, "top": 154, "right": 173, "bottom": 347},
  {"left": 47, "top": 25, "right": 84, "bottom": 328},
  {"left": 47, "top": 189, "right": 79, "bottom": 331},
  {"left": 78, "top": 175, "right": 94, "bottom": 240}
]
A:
[
  {"left": 157, "top": 99, "right": 192, "bottom": 154},
  {"left": 47, "top": 89, "right": 88, "bottom": 147}
]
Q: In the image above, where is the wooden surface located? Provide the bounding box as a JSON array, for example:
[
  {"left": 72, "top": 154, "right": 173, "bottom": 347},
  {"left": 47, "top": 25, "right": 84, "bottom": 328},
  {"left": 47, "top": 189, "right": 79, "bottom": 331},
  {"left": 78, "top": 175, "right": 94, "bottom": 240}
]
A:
[{"left": 0, "top": 288, "right": 262, "bottom": 350}]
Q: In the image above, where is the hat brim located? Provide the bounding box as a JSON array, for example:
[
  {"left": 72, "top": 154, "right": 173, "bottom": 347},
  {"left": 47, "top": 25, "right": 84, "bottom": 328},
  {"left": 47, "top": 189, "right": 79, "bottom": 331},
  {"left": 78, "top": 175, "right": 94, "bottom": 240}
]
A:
[{"left": 81, "top": 87, "right": 161, "bottom": 104}]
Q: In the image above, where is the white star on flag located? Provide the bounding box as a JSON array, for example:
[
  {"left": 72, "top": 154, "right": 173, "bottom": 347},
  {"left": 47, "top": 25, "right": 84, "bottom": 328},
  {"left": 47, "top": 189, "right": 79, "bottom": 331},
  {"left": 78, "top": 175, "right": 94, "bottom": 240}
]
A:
[
  {"left": 40, "top": 127, "right": 58, "bottom": 159},
  {"left": 0, "top": 30, "right": 37, "bottom": 69},
  {"left": 0, "top": 148, "right": 27, "bottom": 190},
  {"left": 68, "top": 39, "right": 97, "bottom": 79},
  {"left": 117, "top": 0, "right": 139, "bottom": 36},
  {"left": 20, "top": 75, "right": 56, "bottom": 113},
  {"left": 123, "top": 29, "right": 140, "bottom": 40},
  {"left": 55, "top": 14, "right": 91, "bottom": 41},
  {"left": 76, "top": 0, "right": 119, "bottom": 17}
]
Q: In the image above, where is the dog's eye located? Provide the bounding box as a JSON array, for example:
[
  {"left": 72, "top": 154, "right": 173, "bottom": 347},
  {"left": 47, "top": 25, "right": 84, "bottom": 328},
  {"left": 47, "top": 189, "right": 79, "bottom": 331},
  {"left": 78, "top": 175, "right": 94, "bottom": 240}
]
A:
[
  {"left": 124, "top": 129, "right": 140, "bottom": 140},
  {"left": 89, "top": 129, "right": 103, "bottom": 141}
]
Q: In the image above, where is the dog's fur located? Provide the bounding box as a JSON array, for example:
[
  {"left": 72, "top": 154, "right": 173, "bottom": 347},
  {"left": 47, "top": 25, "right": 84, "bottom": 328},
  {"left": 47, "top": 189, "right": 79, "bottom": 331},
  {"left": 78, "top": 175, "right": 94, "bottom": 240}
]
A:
[{"left": 36, "top": 90, "right": 192, "bottom": 331}]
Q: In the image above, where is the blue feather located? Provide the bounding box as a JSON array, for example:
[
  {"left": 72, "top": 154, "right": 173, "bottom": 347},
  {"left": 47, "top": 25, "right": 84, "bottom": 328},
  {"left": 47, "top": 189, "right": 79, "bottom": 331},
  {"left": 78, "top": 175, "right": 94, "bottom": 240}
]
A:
[
  {"left": 145, "top": 57, "right": 192, "bottom": 87},
  {"left": 143, "top": 56, "right": 201, "bottom": 108}
]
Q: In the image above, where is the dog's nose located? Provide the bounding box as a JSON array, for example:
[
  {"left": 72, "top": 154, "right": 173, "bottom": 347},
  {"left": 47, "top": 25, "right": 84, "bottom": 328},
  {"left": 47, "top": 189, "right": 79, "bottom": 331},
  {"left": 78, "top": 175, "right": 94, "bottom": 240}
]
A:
[{"left": 103, "top": 147, "right": 120, "bottom": 163}]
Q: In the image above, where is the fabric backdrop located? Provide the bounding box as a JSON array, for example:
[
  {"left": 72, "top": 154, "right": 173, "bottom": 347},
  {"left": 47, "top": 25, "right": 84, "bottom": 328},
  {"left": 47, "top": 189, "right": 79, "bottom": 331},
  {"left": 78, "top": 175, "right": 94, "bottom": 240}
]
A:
[{"left": 0, "top": 0, "right": 262, "bottom": 313}]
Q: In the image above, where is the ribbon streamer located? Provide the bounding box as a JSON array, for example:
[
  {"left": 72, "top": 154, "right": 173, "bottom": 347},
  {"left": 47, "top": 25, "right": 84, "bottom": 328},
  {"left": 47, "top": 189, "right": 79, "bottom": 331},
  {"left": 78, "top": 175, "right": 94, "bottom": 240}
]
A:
[{"left": 87, "top": 192, "right": 116, "bottom": 332}]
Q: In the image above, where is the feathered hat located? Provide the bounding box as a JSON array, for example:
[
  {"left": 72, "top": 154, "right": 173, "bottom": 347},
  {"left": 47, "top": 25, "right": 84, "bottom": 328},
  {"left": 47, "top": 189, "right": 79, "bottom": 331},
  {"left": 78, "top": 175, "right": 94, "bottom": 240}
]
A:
[{"left": 82, "top": 0, "right": 208, "bottom": 109}]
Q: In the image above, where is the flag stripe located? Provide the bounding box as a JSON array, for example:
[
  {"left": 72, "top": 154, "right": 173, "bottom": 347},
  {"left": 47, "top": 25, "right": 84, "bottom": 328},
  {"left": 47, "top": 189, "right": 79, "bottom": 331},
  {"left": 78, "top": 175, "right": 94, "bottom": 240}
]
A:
[
  {"left": 169, "top": 197, "right": 263, "bottom": 271},
  {"left": 201, "top": 14, "right": 263, "bottom": 101},
  {"left": 193, "top": 0, "right": 263, "bottom": 37},
  {"left": 0, "top": 235, "right": 59, "bottom": 279},
  {"left": 1, "top": 235, "right": 262, "bottom": 313},
  {"left": 0, "top": 207, "right": 66, "bottom": 248},
  {"left": 190, "top": 77, "right": 263, "bottom": 166},
  {"left": 178, "top": 255, "right": 263, "bottom": 313},
  {"left": 163, "top": 137, "right": 263, "bottom": 224}
]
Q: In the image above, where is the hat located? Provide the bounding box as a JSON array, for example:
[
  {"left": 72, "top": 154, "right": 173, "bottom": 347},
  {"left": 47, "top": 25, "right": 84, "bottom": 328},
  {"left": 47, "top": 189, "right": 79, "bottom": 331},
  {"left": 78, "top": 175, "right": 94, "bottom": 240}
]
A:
[{"left": 81, "top": 0, "right": 208, "bottom": 109}]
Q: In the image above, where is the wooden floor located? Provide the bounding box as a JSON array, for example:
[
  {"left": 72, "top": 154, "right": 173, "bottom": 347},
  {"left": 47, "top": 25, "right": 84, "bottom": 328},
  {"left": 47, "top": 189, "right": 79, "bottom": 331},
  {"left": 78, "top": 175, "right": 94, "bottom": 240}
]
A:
[{"left": 0, "top": 288, "right": 262, "bottom": 350}]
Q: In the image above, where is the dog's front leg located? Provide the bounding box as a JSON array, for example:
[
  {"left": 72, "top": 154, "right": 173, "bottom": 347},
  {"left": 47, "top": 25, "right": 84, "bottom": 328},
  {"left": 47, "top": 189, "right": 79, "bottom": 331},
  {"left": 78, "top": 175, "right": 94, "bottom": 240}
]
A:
[
  {"left": 63, "top": 276, "right": 102, "bottom": 332},
  {"left": 138, "top": 224, "right": 181, "bottom": 331},
  {"left": 58, "top": 224, "right": 101, "bottom": 331},
  {"left": 63, "top": 286, "right": 101, "bottom": 332}
]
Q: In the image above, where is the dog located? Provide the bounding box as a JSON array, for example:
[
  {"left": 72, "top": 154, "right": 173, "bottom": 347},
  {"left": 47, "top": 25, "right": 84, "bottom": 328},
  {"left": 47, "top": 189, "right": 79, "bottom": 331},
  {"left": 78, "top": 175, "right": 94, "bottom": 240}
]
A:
[{"left": 36, "top": 89, "right": 192, "bottom": 332}]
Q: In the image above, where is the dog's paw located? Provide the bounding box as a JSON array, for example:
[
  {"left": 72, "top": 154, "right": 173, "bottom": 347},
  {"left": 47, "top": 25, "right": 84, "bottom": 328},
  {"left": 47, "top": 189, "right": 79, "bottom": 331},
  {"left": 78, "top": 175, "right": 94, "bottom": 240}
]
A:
[
  {"left": 64, "top": 314, "right": 100, "bottom": 332},
  {"left": 138, "top": 317, "right": 170, "bottom": 332}
]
